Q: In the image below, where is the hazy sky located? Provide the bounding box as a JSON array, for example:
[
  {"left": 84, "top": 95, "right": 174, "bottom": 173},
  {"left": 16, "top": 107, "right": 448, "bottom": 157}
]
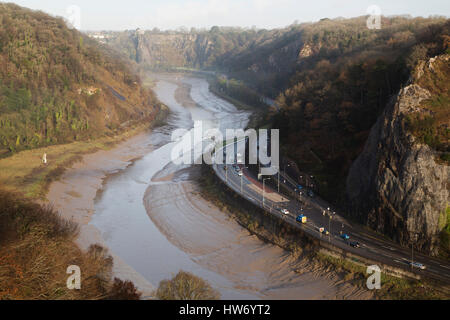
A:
[{"left": 7, "top": 0, "right": 450, "bottom": 31}]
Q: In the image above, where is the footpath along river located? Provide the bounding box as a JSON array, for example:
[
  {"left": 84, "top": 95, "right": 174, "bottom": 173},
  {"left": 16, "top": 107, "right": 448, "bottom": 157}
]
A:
[{"left": 51, "top": 73, "right": 372, "bottom": 300}]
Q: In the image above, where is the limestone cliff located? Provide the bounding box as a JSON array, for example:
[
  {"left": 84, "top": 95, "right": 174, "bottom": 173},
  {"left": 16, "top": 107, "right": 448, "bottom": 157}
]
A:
[{"left": 347, "top": 55, "right": 449, "bottom": 255}]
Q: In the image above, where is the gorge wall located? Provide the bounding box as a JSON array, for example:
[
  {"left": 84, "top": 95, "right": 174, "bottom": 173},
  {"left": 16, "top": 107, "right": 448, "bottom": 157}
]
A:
[{"left": 346, "top": 55, "right": 449, "bottom": 255}]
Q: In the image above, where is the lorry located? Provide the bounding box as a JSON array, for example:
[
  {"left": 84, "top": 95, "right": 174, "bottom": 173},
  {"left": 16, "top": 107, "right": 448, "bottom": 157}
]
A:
[{"left": 296, "top": 214, "right": 307, "bottom": 224}]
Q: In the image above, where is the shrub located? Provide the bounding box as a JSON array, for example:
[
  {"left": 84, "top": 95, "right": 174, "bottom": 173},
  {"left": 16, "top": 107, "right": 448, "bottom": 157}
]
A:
[{"left": 107, "top": 278, "right": 141, "bottom": 300}]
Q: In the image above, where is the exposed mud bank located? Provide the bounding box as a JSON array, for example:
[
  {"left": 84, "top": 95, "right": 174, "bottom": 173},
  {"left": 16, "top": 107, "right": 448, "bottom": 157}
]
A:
[{"left": 48, "top": 73, "right": 375, "bottom": 300}]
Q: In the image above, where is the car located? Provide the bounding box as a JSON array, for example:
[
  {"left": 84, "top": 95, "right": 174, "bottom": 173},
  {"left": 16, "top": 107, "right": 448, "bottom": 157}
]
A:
[
  {"left": 238, "top": 171, "right": 243, "bottom": 176},
  {"left": 340, "top": 234, "right": 350, "bottom": 240},
  {"left": 318, "top": 227, "right": 329, "bottom": 235},
  {"left": 410, "top": 262, "right": 426, "bottom": 270},
  {"left": 307, "top": 190, "right": 314, "bottom": 198},
  {"left": 349, "top": 241, "right": 360, "bottom": 248},
  {"left": 297, "top": 185, "right": 304, "bottom": 190},
  {"left": 296, "top": 214, "right": 307, "bottom": 224},
  {"left": 281, "top": 209, "right": 290, "bottom": 215}
]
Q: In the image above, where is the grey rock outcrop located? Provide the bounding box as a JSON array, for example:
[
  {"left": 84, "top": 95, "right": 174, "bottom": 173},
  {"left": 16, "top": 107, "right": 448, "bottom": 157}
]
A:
[{"left": 347, "top": 80, "right": 449, "bottom": 255}]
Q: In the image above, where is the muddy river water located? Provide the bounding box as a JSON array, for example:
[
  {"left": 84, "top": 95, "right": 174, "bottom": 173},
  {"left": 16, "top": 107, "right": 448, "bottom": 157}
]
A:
[{"left": 84, "top": 74, "right": 369, "bottom": 300}]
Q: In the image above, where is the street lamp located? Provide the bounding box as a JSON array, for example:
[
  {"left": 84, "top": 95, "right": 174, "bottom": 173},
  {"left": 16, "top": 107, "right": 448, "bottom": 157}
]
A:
[
  {"left": 410, "top": 233, "right": 419, "bottom": 270},
  {"left": 299, "top": 191, "right": 303, "bottom": 210},
  {"left": 273, "top": 165, "right": 280, "bottom": 193},
  {"left": 322, "top": 210, "right": 326, "bottom": 229},
  {"left": 326, "top": 207, "right": 332, "bottom": 243},
  {"left": 263, "top": 178, "right": 271, "bottom": 207},
  {"left": 240, "top": 166, "right": 248, "bottom": 193},
  {"left": 329, "top": 215, "right": 332, "bottom": 243},
  {"left": 284, "top": 163, "right": 290, "bottom": 175}
]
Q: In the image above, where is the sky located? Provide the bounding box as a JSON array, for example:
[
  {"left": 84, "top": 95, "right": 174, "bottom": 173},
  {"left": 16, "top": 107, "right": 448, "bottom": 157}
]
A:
[{"left": 6, "top": 0, "right": 450, "bottom": 31}]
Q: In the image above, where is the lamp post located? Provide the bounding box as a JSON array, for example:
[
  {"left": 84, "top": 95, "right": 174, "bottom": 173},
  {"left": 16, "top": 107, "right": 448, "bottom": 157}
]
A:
[
  {"left": 278, "top": 168, "right": 280, "bottom": 193},
  {"left": 240, "top": 166, "right": 248, "bottom": 194},
  {"left": 299, "top": 191, "right": 303, "bottom": 211},
  {"left": 273, "top": 165, "right": 280, "bottom": 193},
  {"left": 322, "top": 210, "right": 326, "bottom": 229},
  {"left": 410, "top": 233, "right": 419, "bottom": 270},
  {"left": 263, "top": 178, "right": 270, "bottom": 208},
  {"left": 329, "top": 215, "right": 332, "bottom": 243},
  {"left": 327, "top": 207, "right": 332, "bottom": 243},
  {"left": 283, "top": 162, "right": 290, "bottom": 189},
  {"left": 284, "top": 163, "right": 290, "bottom": 176}
]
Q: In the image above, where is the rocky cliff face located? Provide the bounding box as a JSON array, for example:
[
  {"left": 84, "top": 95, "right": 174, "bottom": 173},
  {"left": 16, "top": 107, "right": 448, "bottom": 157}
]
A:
[
  {"left": 102, "top": 28, "right": 308, "bottom": 95},
  {"left": 108, "top": 29, "right": 307, "bottom": 71},
  {"left": 133, "top": 32, "right": 216, "bottom": 68},
  {"left": 346, "top": 56, "right": 449, "bottom": 255}
]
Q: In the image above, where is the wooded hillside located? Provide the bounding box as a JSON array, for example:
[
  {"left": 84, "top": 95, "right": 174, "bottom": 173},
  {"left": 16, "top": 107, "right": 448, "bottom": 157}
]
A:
[{"left": 0, "top": 3, "right": 160, "bottom": 156}]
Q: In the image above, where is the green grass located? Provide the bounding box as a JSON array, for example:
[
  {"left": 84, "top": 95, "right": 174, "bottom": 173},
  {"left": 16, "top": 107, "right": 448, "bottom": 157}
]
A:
[
  {"left": 316, "top": 253, "right": 447, "bottom": 300},
  {"left": 0, "top": 105, "right": 169, "bottom": 200}
]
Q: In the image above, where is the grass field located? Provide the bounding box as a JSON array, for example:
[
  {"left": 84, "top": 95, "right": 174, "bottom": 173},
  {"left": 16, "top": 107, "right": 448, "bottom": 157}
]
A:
[{"left": 0, "top": 106, "right": 169, "bottom": 200}]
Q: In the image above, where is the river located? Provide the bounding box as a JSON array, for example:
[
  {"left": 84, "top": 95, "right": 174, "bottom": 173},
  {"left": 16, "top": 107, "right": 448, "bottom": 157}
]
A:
[{"left": 86, "top": 74, "right": 368, "bottom": 300}]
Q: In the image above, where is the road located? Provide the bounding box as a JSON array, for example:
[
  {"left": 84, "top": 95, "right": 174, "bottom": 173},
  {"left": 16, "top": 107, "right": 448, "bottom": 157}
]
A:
[{"left": 212, "top": 141, "right": 450, "bottom": 287}]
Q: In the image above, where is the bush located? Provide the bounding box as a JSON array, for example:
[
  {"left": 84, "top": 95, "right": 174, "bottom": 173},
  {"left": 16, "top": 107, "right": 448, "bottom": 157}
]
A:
[
  {"left": 440, "top": 153, "right": 450, "bottom": 164},
  {"left": 156, "top": 271, "right": 220, "bottom": 300},
  {"left": 107, "top": 278, "right": 141, "bottom": 300},
  {"left": 0, "top": 189, "right": 78, "bottom": 242}
]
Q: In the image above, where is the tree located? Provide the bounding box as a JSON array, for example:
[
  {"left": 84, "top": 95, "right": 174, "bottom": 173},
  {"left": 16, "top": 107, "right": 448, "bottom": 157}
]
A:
[
  {"left": 156, "top": 271, "right": 220, "bottom": 300},
  {"left": 406, "top": 44, "right": 428, "bottom": 70}
]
